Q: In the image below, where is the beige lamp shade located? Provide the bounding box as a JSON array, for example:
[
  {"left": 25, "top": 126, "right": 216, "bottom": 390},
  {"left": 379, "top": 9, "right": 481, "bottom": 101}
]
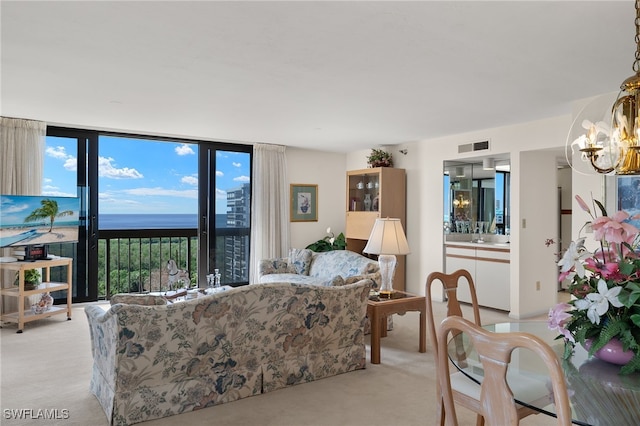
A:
[{"left": 363, "top": 218, "right": 410, "bottom": 255}]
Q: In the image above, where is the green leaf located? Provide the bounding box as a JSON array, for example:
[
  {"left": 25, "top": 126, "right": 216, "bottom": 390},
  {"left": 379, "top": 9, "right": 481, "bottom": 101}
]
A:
[
  {"left": 620, "top": 354, "right": 640, "bottom": 375},
  {"left": 631, "top": 314, "right": 640, "bottom": 328},
  {"left": 594, "top": 199, "right": 608, "bottom": 217}
]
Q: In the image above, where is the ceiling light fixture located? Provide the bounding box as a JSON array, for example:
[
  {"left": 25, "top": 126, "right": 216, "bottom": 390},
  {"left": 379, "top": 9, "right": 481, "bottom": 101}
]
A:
[{"left": 568, "top": 0, "right": 640, "bottom": 175}]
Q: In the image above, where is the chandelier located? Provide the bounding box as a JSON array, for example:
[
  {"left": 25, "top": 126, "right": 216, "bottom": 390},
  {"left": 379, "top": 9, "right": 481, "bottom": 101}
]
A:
[
  {"left": 452, "top": 194, "right": 470, "bottom": 208},
  {"left": 569, "top": 0, "right": 640, "bottom": 175}
]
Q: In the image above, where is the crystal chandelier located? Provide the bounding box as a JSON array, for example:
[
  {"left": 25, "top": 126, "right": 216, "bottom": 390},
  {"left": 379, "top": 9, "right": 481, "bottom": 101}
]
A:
[{"left": 569, "top": 0, "right": 640, "bottom": 175}]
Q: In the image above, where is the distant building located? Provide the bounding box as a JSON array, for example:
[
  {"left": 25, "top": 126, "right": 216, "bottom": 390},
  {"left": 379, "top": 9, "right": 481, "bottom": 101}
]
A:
[{"left": 223, "top": 183, "right": 250, "bottom": 282}]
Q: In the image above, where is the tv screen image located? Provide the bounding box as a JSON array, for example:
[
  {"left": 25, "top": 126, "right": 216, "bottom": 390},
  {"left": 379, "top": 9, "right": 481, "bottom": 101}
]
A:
[{"left": 0, "top": 195, "right": 80, "bottom": 248}]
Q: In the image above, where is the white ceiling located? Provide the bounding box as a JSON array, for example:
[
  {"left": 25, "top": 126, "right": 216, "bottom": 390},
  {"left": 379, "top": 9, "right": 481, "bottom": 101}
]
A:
[{"left": 1, "top": 1, "right": 635, "bottom": 153}]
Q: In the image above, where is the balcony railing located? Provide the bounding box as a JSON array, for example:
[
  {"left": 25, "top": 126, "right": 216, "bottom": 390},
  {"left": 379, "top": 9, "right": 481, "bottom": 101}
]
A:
[{"left": 97, "top": 227, "right": 249, "bottom": 299}]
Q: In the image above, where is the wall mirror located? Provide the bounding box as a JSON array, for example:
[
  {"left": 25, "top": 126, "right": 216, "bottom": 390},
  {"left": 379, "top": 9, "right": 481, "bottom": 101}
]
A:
[{"left": 443, "top": 157, "right": 510, "bottom": 238}]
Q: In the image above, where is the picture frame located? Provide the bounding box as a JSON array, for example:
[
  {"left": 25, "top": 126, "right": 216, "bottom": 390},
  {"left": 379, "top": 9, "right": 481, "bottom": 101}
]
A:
[
  {"left": 290, "top": 184, "right": 318, "bottom": 222},
  {"left": 616, "top": 176, "right": 640, "bottom": 228}
]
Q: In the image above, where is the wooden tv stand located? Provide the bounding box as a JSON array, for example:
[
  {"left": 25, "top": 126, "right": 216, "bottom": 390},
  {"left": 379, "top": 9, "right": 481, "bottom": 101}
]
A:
[{"left": 0, "top": 257, "right": 73, "bottom": 333}]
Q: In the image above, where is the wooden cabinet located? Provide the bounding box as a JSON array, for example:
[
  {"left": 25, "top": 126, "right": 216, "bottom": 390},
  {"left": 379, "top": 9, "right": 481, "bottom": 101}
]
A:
[
  {"left": 346, "top": 167, "right": 406, "bottom": 291},
  {"left": 0, "top": 257, "right": 73, "bottom": 333}
]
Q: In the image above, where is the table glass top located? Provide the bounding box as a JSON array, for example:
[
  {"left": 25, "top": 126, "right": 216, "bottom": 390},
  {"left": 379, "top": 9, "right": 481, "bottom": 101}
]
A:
[{"left": 447, "top": 321, "right": 640, "bottom": 426}]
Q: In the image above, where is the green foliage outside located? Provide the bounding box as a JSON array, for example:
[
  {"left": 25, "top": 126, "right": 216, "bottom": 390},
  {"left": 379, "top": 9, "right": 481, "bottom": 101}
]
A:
[{"left": 97, "top": 237, "right": 198, "bottom": 297}]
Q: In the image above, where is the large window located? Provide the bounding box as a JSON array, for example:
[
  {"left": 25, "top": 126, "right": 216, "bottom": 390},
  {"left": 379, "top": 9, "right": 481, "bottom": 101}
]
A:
[{"left": 45, "top": 127, "right": 251, "bottom": 301}]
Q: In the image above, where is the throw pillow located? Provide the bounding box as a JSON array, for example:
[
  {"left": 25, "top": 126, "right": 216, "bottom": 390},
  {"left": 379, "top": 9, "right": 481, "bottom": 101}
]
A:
[{"left": 288, "top": 248, "right": 313, "bottom": 275}]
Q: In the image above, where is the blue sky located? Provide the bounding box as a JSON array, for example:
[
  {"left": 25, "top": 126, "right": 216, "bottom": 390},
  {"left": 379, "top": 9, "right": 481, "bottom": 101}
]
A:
[{"left": 43, "top": 136, "right": 250, "bottom": 214}]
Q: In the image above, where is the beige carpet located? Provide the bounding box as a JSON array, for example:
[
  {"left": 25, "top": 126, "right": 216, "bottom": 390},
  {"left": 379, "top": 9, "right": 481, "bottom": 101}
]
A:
[{"left": 0, "top": 300, "right": 560, "bottom": 426}]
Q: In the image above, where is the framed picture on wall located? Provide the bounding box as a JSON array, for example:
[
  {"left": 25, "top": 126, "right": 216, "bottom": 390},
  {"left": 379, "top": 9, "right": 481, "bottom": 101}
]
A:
[
  {"left": 290, "top": 184, "right": 318, "bottom": 222},
  {"left": 617, "top": 176, "right": 640, "bottom": 228}
]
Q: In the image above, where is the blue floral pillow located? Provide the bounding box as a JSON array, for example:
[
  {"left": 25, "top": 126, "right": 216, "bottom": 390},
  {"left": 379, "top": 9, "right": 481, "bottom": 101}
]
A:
[{"left": 288, "top": 248, "right": 313, "bottom": 275}]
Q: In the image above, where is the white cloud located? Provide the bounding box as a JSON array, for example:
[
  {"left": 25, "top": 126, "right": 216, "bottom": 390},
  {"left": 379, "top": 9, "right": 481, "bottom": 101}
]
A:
[
  {"left": 0, "top": 202, "right": 28, "bottom": 214},
  {"left": 175, "top": 144, "right": 195, "bottom": 156},
  {"left": 234, "top": 175, "right": 250, "bottom": 182},
  {"left": 216, "top": 188, "right": 226, "bottom": 199},
  {"left": 46, "top": 146, "right": 70, "bottom": 159},
  {"left": 216, "top": 170, "right": 224, "bottom": 177},
  {"left": 233, "top": 162, "right": 241, "bottom": 167},
  {"left": 99, "top": 156, "right": 144, "bottom": 179},
  {"left": 42, "top": 190, "right": 77, "bottom": 197},
  {"left": 64, "top": 157, "right": 77, "bottom": 171},
  {"left": 122, "top": 187, "right": 198, "bottom": 199},
  {"left": 181, "top": 176, "right": 198, "bottom": 186}
]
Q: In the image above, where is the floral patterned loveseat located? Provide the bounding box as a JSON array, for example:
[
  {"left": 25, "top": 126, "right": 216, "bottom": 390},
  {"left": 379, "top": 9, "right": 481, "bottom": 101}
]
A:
[
  {"left": 258, "top": 249, "right": 381, "bottom": 288},
  {"left": 85, "top": 280, "right": 372, "bottom": 425}
]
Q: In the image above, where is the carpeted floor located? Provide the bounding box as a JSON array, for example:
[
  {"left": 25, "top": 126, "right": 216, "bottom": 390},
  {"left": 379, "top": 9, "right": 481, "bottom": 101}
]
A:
[{"left": 0, "top": 299, "right": 561, "bottom": 426}]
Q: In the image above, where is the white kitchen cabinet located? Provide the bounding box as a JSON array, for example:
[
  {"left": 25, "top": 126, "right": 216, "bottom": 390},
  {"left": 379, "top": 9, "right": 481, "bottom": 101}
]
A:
[{"left": 444, "top": 243, "right": 510, "bottom": 311}]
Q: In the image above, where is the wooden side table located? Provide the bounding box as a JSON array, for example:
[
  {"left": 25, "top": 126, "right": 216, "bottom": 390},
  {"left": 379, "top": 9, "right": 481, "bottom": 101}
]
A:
[
  {"left": 0, "top": 257, "right": 73, "bottom": 333},
  {"left": 367, "top": 290, "right": 426, "bottom": 364}
]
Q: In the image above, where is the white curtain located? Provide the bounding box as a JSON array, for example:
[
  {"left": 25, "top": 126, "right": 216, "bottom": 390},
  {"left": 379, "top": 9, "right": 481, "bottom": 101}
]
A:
[
  {"left": 0, "top": 117, "right": 46, "bottom": 308},
  {"left": 0, "top": 117, "right": 46, "bottom": 195},
  {"left": 249, "top": 143, "right": 289, "bottom": 283}
]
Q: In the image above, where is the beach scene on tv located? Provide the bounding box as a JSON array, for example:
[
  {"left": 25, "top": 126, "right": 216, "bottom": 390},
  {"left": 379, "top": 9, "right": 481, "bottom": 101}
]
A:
[{"left": 0, "top": 195, "right": 80, "bottom": 248}]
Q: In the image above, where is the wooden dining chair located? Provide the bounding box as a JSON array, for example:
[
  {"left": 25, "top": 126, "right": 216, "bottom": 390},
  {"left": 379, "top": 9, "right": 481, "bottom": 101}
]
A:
[
  {"left": 425, "top": 269, "right": 537, "bottom": 426},
  {"left": 436, "top": 315, "right": 572, "bottom": 426}
]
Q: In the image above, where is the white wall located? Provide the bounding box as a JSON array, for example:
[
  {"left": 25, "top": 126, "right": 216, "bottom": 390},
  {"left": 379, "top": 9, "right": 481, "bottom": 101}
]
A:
[
  {"left": 352, "top": 115, "right": 578, "bottom": 318},
  {"left": 285, "top": 147, "right": 347, "bottom": 250}
]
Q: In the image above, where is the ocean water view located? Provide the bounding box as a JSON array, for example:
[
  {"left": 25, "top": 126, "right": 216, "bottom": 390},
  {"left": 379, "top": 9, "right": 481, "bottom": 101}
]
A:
[{"left": 100, "top": 214, "right": 228, "bottom": 230}]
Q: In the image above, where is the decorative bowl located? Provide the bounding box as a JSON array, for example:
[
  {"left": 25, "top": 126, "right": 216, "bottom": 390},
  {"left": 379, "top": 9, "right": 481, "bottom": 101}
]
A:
[{"left": 31, "top": 292, "right": 54, "bottom": 314}]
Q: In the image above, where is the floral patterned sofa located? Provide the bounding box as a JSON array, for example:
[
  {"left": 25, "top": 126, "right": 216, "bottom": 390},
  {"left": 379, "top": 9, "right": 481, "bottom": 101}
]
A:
[
  {"left": 258, "top": 249, "right": 381, "bottom": 288},
  {"left": 85, "top": 280, "right": 372, "bottom": 425}
]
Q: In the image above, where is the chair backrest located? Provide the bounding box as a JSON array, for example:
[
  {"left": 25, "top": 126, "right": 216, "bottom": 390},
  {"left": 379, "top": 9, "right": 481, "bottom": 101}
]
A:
[
  {"left": 436, "top": 316, "right": 572, "bottom": 426},
  {"left": 425, "top": 269, "right": 481, "bottom": 358}
]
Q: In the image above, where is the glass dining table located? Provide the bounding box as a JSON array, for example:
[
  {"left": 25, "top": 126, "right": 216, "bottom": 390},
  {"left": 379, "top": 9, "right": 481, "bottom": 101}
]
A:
[{"left": 447, "top": 321, "right": 640, "bottom": 426}]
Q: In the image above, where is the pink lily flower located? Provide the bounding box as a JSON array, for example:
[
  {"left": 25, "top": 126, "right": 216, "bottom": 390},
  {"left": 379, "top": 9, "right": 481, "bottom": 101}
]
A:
[{"left": 548, "top": 303, "right": 575, "bottom": 343}]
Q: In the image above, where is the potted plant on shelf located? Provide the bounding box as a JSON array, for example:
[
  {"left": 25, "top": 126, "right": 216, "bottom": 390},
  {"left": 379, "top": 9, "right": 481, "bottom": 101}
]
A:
[
  {"left": 14, "top": 269, "right": 41, "bottom": 291},
  {"left": 367, "top": 149, "right": 393, "bottom": 168}
]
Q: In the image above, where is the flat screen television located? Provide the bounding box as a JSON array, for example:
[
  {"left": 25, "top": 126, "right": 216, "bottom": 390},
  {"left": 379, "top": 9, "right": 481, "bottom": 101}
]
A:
[{"left": 0, "top": 195, "right": 81, "bottom": 254}]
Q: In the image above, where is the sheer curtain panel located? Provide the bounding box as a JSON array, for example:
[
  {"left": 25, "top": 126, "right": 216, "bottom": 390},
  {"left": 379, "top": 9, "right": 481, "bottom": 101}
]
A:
[
  {"left": 0, "top": 117, "right": 46, "bottom": 195},
  {"left": 249, "top": 143, "right": 289, "bottom": 283}
]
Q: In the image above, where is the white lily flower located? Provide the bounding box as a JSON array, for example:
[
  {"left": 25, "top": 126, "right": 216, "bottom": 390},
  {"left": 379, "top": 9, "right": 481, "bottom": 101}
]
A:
[
  {"left": 326, "top": 227, "right": 331, "bottom": 234},
  {"left": 574, "top": 279, "right": 623, "bottom": 324},
  {"left": 557, "top": 238, "right": 590, "bottom": 278},
  {"left": 329, "top": 237, "right": 335, "bottom": 244}
]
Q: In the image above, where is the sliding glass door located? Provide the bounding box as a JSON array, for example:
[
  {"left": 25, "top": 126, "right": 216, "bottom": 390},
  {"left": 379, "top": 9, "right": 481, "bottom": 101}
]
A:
[
  {"left": 46, "top": 127, "right": 251, "bottom": 301},
  {"left": 198, "top": 144, "right": 251, "bottom": 286}
]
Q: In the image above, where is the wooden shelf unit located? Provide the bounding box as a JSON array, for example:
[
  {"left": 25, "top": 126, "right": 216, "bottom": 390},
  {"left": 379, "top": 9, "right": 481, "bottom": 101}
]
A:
[
  {"left": 345, "top": 167, "right": 406, "bottom": 291},
  {"left": 0, "top": 257, "right": 73, "bottom": 333}
]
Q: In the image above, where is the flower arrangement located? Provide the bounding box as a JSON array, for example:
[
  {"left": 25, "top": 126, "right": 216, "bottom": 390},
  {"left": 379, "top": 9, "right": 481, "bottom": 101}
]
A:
[
  {"left": 305, "top": 227, "right": 346, "bottom": 252},
  {"left": 548, "top": 195, "right": 640, "bottom": 374},
  {"left": 366, "top": 149, "right": 393, "bottom": 168}
]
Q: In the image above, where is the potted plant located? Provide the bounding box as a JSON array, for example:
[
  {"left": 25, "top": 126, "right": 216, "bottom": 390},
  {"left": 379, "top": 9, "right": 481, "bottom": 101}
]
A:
[
  {"left": 15, "top": 269, "right": 41, "bottom": 291},
  {"left": 306, "top": 228, "right": 346, "bottom": 252},
  {"left": 367, "top": 149, "right": 393, "bottom": 168}
]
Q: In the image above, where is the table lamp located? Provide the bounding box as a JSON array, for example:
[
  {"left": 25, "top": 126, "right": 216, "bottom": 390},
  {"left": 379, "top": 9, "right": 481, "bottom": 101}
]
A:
[{"left": 363, "top": 218, "right": 410, "bottom": 296}]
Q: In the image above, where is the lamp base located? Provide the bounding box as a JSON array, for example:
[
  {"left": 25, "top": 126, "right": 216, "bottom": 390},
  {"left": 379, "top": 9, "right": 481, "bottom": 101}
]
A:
[{"left": 378, "top": 254, "right": 397, "bottom": 295}]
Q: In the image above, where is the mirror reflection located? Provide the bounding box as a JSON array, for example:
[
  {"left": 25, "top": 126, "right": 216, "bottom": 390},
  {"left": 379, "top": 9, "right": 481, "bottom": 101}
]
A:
[{"left": 443, "top": 159, "right": 510, "bottom": 240}]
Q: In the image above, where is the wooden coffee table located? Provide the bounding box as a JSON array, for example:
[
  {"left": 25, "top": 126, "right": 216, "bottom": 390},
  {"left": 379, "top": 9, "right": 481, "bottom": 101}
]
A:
[{"left": 367, "top": 290, "right": 427, "bottom": 364}]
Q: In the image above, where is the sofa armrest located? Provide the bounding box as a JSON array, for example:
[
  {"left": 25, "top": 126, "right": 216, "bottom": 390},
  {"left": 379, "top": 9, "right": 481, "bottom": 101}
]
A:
[
  {"left": 85, "top": 305, "right": 120, "bottom": 389},
  {"left": 259, "top": 258, "right": 293, "bottom": 276},
  {"left": 345, "top": 271, "right": 382, "bottom": 289}
]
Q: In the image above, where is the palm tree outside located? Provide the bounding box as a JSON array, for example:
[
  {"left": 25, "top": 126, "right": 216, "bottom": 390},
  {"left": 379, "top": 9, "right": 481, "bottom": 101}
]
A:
[{"left": 24, "top": 199, "right": 74, "bottom": 232}]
